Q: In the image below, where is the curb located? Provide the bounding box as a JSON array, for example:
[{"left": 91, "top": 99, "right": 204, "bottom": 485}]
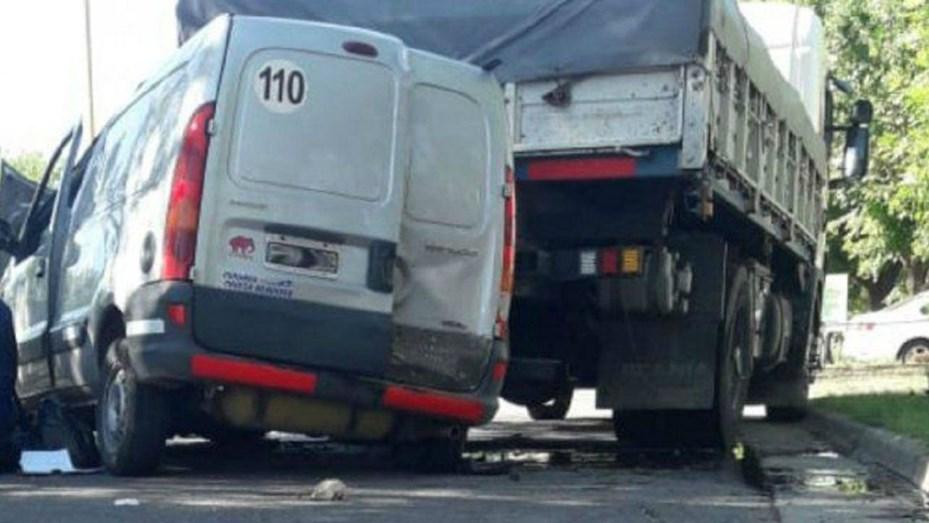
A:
[{"left": 806, "top": 409, "right": 929, "bottom": 493}]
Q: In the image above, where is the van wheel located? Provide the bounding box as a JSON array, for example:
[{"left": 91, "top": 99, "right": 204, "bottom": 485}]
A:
[
  {"left": 96, "top": 340, "right": 169, "bottom": 476},
  {"left": 392, "top": 426, "right": 467, "bottom": 473},
  {"left": 527, "top": 385, "right": 573, "bottom": 420}
]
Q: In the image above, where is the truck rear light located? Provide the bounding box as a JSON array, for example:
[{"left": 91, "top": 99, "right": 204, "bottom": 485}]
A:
[
  {"left": 495, "top": 165, "right": 516, "bottom": 339},
  {"left": 167, "top": 304, "right": 187, "bottom": 327},
  {"left": 163, "top": 102, "right": 214, "bottom": 280},
  {"left": 621, "top": 248, "right": 643, "bottom": 275},
  {"left": 599, "top": 248, "right": 619, "bottom": 275},
  {"left": 382, "top": 386, "right": 484, "bottom": 424},
  {"left": 596, "top": 247, "right": 643, "bottom": 277}
]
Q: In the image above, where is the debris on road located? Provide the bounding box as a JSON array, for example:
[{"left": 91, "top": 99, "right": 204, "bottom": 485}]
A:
[
  {"left": 307, "top": 479, "right": 347, "bottom": 501},
  {"left": 19, "top": 449, "right": 79, "bottom": 475}
]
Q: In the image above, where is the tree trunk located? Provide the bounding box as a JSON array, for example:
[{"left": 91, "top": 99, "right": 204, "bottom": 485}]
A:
[
  {"left": 906, "top": 259, "right": 929, "bottom": 294},
  {"left": 857, "top": 261, "right": 902, "bottom": 310}
]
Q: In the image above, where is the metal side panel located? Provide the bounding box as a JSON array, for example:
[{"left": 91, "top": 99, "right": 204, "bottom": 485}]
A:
[{"left": 510, "top": 68, "right": 685, "bottom": 154}]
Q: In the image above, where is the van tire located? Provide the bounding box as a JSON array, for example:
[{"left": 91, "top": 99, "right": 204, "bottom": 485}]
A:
[{"left": 96, "top": 340, "right": 169, "bottom": 476}]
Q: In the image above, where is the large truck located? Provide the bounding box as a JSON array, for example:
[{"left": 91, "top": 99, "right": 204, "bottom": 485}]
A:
[
  {"left": 176, "top": 0, "right": 871, "bottom": 448},
  {"left": 502, "top": 1, "right": 871, "bottom": 447}
]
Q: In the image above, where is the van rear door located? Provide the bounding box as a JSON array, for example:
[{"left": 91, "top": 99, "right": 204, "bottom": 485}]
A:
[
  {"left": 389, "top": 51, "right": 507, "bottom": 392},
  {"left": 192, "top": 18, "right": 407, "bottom": 377}
]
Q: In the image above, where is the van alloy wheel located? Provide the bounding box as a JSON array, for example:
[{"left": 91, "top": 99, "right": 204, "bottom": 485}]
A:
[{"left": 102, "top": 368, "right": 129, "bottom": 452}]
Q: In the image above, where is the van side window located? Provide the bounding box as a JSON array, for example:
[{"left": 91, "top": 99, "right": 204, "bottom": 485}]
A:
[
  {"left": 406, "top": 85, "right": 488, "bottom": 228},
  {"left": 91, "top": 66, "right": 187, "bottom": 210},
  {"left": 71, "top": 134, "right": 106, "bottom": 228}
]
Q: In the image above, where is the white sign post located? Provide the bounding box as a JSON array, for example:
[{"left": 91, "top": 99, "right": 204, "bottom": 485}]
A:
[{"left": 822, "top": 273, "right": 849, "bottom": 324}]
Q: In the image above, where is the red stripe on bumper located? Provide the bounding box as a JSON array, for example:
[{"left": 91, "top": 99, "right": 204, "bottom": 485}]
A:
[
  {"left": 190, "top": 354, "right": 318, "bottom": 395},
  {"left": 527, "top": 157, "right": 636, "bottom": 181},
  {"left": 383, "top": 386, "right": 485, "bottom": 424}
]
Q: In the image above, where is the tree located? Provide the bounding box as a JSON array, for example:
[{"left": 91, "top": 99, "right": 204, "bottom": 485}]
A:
[
  {"left": 4, "top": 151, "right": 47, "bottom": 182},
  {"left": 803, "top": 0, "right": 929, "bottom": 310}
]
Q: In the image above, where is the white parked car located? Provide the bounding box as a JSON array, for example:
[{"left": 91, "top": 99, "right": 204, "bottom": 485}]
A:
[{"left": 834, "top": 292, "right": 929, "bottom": 365}]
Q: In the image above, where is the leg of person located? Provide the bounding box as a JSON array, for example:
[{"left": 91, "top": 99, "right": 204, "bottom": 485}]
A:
[{"left": 0, "top": 301, "right": 20, "bottom": 472}]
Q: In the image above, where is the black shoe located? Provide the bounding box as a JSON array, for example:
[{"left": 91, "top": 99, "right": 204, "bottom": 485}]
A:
[{"left": 0, "top": 439, "right": 19, "bottom": 473}]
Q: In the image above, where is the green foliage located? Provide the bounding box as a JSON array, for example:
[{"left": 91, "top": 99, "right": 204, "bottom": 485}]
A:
[
  {"left": 803, "top": 0, "right": 929, "bottom": 310},
  {"left": 4, "top": 151, "right": 47, "bottom": 182}
]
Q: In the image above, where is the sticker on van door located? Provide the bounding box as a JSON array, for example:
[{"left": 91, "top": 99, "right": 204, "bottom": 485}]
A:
[{"left": 254, "top": 59, "right": 307, "bottom": 113}]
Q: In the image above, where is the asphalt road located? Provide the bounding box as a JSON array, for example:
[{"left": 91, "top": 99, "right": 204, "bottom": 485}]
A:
[{"left": 0, "top": 392, "right": 925, "bottom": 522}]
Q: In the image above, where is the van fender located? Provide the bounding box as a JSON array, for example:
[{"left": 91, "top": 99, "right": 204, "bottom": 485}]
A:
[{"left": 86, "top": 291, "right": 123, "bottom": 385}]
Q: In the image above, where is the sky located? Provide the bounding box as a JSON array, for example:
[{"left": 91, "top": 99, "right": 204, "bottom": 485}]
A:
[{"left": 0, "top": 1, "right": 177, "bottom": 158}]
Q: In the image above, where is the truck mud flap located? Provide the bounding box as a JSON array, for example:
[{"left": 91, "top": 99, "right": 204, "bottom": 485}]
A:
[{"left": 596, "top": 234, "right": 727, "bottom": 410}]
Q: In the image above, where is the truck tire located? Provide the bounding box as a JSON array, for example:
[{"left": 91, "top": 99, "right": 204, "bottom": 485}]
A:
[
  {"left": 713, "top": 266, "right": 754, "bottom": 450},
  {"left": 392, "top": 426, "right": 467, "bottom": 473},
  {"left": 527, "top": 385, "right": 573, "bottom": 420},
  {"left": 201, "top": 426, "right": 267, "bottom": 448},
  {"left": 96, "top": 339, "right": 169, "bottom": 476},
  {"left": 766, "top": 405, "right": 807, "bottom": 422},
  {"left": 612, "top": 410, "right": 713, "bottom": 447},
  {"left": 613, "top": 267, "right": 753, "bottom": 450}
]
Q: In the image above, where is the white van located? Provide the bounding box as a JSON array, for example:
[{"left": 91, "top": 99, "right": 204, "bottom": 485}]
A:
[{"left": 0, "top": 15, "right": 513, "bottom": 475}]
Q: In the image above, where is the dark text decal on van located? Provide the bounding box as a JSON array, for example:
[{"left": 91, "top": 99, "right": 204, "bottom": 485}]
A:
[{"left": 254, "top": 59, "right": 307, "bottom": 113}]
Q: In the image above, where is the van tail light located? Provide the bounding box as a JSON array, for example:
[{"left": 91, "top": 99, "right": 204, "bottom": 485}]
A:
[
  {"left": 494, "top": 165, "right": 516, "bottom": 339},
  {"left": 162, "top": 102, "right": 214, "bottom": 280}
]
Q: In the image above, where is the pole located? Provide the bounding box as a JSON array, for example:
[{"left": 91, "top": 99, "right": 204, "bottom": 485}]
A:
[{"left": 83, "top": 0, "right": 96, "bottom": 136}]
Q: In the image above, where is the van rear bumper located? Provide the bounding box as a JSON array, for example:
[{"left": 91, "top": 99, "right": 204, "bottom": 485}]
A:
[{"left": 123, "top": 281, "right": 506, "bottom": 426}]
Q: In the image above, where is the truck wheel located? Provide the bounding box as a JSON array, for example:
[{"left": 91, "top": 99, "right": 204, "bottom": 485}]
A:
[
  {"left": 392, "top": 426, "right": 467, "bottom": 473},
  {"left": 613, "top": 410, "right": 713, "bottom": 447},
  {"left": 202, "top": 427, "right": 267, "bottom": 448},
  {"left": 713, "top": 266, "right": 754, "bottom": 450},
  {"left": 767, "top": 405, "right": 807, "bottom": 422},
  {"left": 96, "top": 340, "right": 169, "bottom": 476},
  {"left": 527, "top": 385, "right": 573, "bottom": 420}
]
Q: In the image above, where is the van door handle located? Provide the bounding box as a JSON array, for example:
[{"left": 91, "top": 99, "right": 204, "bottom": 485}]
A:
[{"left": 34, "top": 258, "right": 46, "bottom": 278}]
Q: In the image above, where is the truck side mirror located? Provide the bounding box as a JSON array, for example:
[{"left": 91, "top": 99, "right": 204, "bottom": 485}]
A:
[
  {"left": 851, "top": 99, "right": 874, "bottom": 125},
  {"left": 843, "top": 99, "right": 873, "bottom": 180}
]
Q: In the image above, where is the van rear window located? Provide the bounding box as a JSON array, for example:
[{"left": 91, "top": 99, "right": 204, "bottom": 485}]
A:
[{"left": 406, "top": 85, "right": 487, "bottom": 229}]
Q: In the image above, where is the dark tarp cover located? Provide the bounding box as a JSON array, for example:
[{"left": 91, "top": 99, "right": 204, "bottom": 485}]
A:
[{"left": 175, "top": 0, "right": 710, "bottom": 82}]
